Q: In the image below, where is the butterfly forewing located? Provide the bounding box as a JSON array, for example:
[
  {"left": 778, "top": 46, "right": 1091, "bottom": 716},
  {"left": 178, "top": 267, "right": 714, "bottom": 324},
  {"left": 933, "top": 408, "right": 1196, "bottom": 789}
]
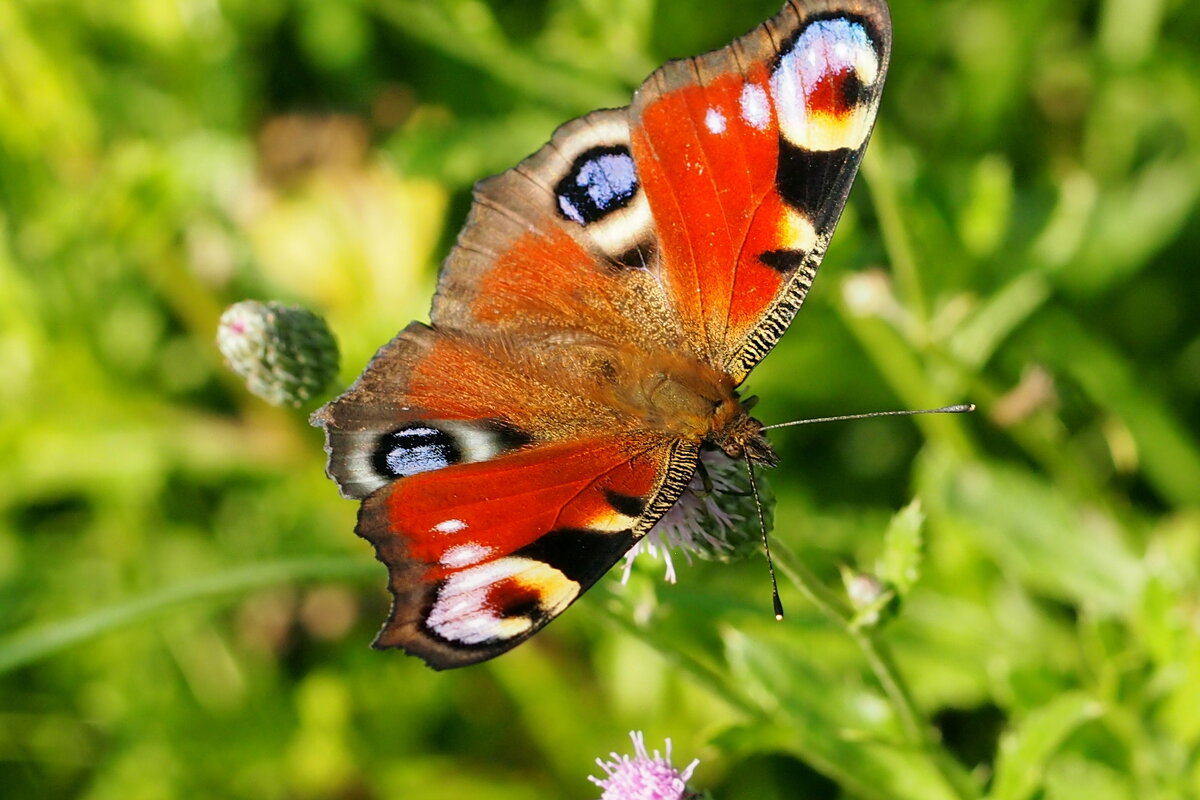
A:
[
  {"left": 629, "top": 0, "right": 891, "bottom": 380},
  {"left": 431, "top": 109, "right": 687, "bottom": 359}
]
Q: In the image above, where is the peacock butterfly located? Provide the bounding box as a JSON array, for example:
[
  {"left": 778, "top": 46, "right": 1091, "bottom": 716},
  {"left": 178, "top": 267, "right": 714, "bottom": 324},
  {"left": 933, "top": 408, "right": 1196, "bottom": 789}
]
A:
[{"left": 313, "top": 0, "right": 893, "bottom": 669}]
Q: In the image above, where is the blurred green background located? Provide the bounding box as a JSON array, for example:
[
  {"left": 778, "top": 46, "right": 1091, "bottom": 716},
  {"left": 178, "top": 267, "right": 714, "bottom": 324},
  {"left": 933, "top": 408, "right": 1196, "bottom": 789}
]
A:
[{"left": 2, "top": 0, "right": 1199, "bottom": 797}]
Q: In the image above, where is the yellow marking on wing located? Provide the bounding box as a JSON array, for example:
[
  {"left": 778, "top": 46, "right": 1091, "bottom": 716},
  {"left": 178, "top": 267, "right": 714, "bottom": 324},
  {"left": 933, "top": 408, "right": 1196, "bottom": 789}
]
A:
[
  {"left": 511, "top": 560, "right": 581, "bottom": 614},
  {"left": 587, "top": 508, "right": 637, "bottom": 533},
  {"left": 778, "top": 207, "right": 818, "bottom": 252},
  {"left": 793, "top": 107, "right": 873, "bottom": 151}
]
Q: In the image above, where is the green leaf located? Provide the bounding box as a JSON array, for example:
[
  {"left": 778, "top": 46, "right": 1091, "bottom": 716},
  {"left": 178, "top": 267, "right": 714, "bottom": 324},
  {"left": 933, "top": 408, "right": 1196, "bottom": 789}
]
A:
[
  {"left": 376, "top": 0, "right": 626, "bottom": 112},
  {"left": 1043, "top": 755, "right": 1135, "bottom": 800},
  {"left": 916, "top": 450, "right": 1142, "bottom": 614},
  {"left": 988, "top": 693, "right": 1104, "bottom": 800},
  {"left": 919, "top": 450, "right": 1144, "bottom": 614},
  {"left": 880, "top": 499, "right": 925, "bottom": 597},
  {"left": 1035, "top": 310, "right": 1200, "bottom": 507},
  {"left": 722, "top": 628, "right": 964, "bottom": 800}
]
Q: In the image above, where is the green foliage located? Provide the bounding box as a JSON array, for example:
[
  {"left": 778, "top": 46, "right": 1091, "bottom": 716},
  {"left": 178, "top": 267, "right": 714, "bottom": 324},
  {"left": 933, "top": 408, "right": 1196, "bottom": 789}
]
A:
[
  {"left": 880, "top": 499, "right": 924, "bottom": 598},
  {"left": 1, "top": 0, "right": 1198, "bottom": 798}
]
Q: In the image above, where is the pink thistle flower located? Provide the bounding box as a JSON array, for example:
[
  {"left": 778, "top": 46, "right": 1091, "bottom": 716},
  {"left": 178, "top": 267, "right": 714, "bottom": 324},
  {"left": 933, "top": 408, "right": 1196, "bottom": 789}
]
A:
[{"left": 589, "top": 731, "right": 700, "bottom": 800}]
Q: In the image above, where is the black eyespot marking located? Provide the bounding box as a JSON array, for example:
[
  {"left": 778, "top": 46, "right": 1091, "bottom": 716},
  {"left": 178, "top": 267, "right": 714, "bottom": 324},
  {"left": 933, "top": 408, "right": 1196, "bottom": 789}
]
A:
[
  {"left": 366, "top": 419, "right": 531, "bottom": 485},
  {"left": 555, "top": 145, "right": 639, "bottom": 226},
  {"left": 498, "top": 592, "right": 542, "bottom": 620},
  {"left": 758, "top": 249, "right": 808, "bottom": 272},
  {"left": 836, "top": 70, "right": 867, "bottom": 110},
  {"left": 373, "top": 424, "right": 461, "bottom": 478}
]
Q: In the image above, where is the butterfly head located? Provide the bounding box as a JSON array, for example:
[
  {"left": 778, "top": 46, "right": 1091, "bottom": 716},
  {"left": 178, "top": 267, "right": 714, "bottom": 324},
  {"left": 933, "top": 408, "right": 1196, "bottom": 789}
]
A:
[{"left": 710, "top": 408, "right": 779, "bottom": 468}]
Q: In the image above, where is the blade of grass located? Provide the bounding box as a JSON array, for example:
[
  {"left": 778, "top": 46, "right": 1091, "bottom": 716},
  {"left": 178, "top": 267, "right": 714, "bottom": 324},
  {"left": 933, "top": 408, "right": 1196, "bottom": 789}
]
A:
[
  {"left": 0, "top": 556, "right": 376, "bottom": 675},
  {"left": 1038, "top": 309, "right": 1200, "bottom": 506},
  {"left": 861, "top": 133, "right": 928, "bottom": 323}
]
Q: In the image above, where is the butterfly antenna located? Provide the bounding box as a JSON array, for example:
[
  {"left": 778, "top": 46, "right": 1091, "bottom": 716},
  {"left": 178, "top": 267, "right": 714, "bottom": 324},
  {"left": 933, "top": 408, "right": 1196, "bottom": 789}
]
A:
[
  {"left": 761, "top": 403, "right": 975, "bottom": 431},
  {"left": 748, "top": 403, "right": 974, "bottom": 620},
  {"left": 745, "top": 453, "right": 784, "bottom": 621}
]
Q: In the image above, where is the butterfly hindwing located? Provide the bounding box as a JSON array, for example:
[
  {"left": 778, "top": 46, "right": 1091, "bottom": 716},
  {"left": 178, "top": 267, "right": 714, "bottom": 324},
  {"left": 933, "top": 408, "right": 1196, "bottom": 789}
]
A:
[
  {"left": 313, "top": 322, "right": 702, "bottom": 668},
  {"left": 358, "top": 436, "right": 698, "bottom": 669},
  {"left": 314, "top": 321, "right": 639, "bottom": 499}
]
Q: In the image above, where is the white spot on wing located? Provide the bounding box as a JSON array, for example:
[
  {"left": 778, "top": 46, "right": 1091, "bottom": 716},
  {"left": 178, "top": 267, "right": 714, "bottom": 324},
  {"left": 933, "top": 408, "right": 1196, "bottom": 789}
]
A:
[
  {"left": 739, "top": 83, "right": 770, "bottom": 130},
  {"left": 441, "top": 543, "right": 492, "bottom": 568},
  {"left": 449, "top": 424, "right": 508, "bottom": 463},
  {"left": 434, "top": 518, "right": 467, "bottom": 534},
  {"left": 704, "top": 107, "right": 726, "bottom": 134}
]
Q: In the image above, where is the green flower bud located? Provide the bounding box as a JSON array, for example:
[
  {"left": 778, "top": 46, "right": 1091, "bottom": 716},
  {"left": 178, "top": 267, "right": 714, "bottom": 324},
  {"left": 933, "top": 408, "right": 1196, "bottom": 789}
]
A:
[
  {"left": 217, "top": 300, "right": 339, "bottom": 407},
  {"left": 840, "top": 566, "right": 900, "bottom": 630}
]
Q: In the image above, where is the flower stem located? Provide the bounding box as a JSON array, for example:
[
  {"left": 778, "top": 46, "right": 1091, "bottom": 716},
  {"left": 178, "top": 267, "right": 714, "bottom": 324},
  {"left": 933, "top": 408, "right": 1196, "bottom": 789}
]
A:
[
  {"left": 772, "top": 542, "right": 979, "bottom": 800},
  {"left": 861, "top": 133, "right": 928, "bottom": 324}
]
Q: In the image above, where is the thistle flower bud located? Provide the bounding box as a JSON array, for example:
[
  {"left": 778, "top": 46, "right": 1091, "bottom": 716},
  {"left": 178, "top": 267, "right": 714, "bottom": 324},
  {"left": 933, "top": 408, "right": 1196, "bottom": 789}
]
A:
[
  {"left": 840, "top": 566, "right": 899, "bottom": 630},
  {"left": 621, "top": 450, "right": 774, "bottom": 583},
  {"left": 217, "top": 300, "right": 339, "bottom": 407}
]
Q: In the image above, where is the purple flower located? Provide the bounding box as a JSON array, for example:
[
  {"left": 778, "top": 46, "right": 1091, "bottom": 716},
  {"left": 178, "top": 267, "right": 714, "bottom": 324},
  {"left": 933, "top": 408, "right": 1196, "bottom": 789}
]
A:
[{"left": 589, "top": 731, "right": 700, "bottom": 800}]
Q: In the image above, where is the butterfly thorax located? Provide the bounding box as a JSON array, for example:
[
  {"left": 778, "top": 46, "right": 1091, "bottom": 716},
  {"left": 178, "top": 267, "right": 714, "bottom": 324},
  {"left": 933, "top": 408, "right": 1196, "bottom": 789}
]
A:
[{"left": 602, "top": 346, "right": 778, "bottom": 467}]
